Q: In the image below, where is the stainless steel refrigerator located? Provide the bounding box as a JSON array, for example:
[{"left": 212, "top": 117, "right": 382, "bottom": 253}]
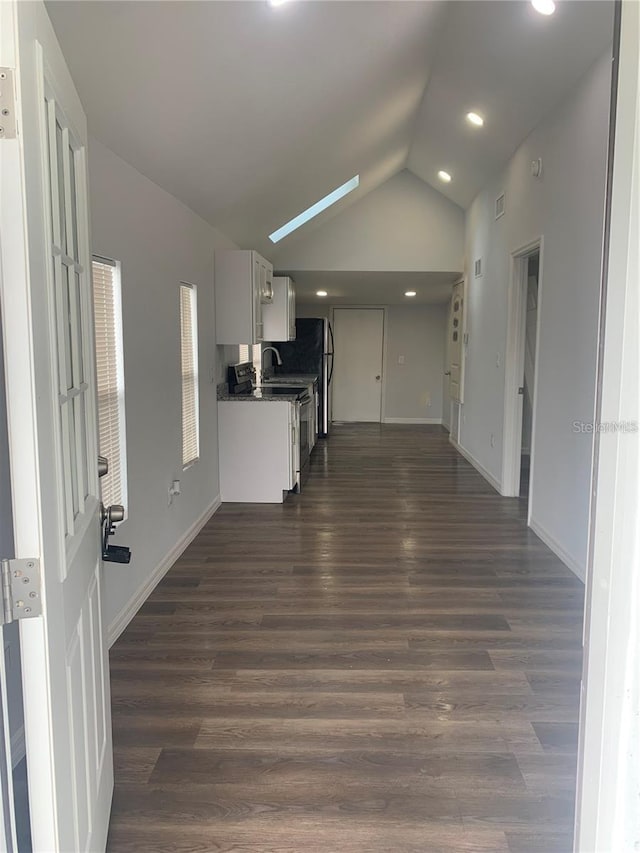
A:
[{"left": 272, "top": 318, "right": 334, "bottom": 436}]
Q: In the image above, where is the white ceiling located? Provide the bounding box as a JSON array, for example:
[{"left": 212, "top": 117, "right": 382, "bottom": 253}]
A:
[
  {"left": 282, "top": 270, "right": 460, "bottom": 306},
  {"left": 407, "top": 0, "right": 615, "bottom": 208},
  {"left": 47, "top": 0, "right": 614, "bottom": 256}
]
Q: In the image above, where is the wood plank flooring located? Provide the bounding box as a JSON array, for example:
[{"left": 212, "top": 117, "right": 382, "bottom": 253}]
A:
[{"left": 107, "top": 424, "right": 583, "bottom": 853}]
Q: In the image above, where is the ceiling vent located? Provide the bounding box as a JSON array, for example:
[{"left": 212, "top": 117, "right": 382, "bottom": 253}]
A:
[
  {"left": 495, "top": 192, "right": 505, "bottom": 220},
  {"left": 474, "top": 258, "right": 482, "bottom": 278}
]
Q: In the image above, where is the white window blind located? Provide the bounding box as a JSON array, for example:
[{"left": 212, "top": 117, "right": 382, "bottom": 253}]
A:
[
  {"left": 238, "top": 344, "right": 262, "bottom": 374},
  {"left": 92, "top": 257, "right": 127, "bottom": 510},
  {"left": 180, "top": 284, "right": 199, "bottom": 467}
]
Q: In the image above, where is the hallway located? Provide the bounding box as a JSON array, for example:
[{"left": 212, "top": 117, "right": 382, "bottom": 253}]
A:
[{"left": 107, "top": 425, "right": 583, "bottom": 853}]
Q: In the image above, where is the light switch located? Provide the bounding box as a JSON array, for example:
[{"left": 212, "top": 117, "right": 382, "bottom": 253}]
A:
[{"left": 398, "top": 355, "right": 405, "bottom": 365}]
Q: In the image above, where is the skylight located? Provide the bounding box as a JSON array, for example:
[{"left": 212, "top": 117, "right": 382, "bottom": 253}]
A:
[{"left": 269, "top": 175, "right": 360, "bottom": 243}]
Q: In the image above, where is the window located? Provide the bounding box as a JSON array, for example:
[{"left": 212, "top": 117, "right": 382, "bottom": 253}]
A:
[
  {"left": 239, "top": 344, "right": 262, "bottom": 374},
  {"left": 268, "top": 174, "right": 360, "bottom": 243},
  {"left": 180, "top": 283, "right": 199, "bottom": 467},
  {"left": 92, "top": 257, "right": 127, "bottom": 509}
]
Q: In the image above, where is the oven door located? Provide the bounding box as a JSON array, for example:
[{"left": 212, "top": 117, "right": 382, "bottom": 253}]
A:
[{"left": 298, "top": 396, "right": 312, "bottom": 487}]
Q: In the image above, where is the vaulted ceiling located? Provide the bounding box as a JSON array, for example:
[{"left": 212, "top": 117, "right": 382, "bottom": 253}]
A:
[{"left": 48, "top": 0, "right": 614, "bottom": 259}]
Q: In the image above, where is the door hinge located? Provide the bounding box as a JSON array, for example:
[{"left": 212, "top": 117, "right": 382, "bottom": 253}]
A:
[
  {"left": 518, "top": 386, "right": 525, "bottom": 395},
  {"left": 0, "top": 69, "right": 17, "bottom": 140},
  {"left": 0, "top": 558, "right": 42, "bottom": 626}
]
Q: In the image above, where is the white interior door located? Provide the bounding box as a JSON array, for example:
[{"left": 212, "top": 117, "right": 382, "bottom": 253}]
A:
[
  {"left": 332, "top": 308, "right": 384, "bottom": 422},
  {"left": 448, "top": 282, "right": 464, "bottom": 403},
  {"left": 0, "top": 2, "right": 113, "bottom": 850}
]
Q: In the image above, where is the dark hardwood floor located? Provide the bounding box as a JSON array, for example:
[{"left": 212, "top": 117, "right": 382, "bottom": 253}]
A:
[{"left": 107, "top": 424, "right": 583, "bottom": 853}]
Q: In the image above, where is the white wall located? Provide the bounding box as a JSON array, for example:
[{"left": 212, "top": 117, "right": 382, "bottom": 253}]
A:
[
  {"left": 88, "top": 139, "right": 235, "bottom": 639},
  {"left": 297, "top": 301, "right": 447, "bottom": 424},
  {"left": 383, "top": 305, "right": 447, "bottom": 423},
  {"left": 273, "top": 169, "right": 464, "bottom": 273},
  {"left": 460, "top": 53, "right": 612, "bottom": 578}
]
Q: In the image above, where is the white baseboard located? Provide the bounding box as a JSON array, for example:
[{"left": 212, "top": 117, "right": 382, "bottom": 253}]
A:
[
  {"left": 11, "top": 725, "right": 25, "bottom": 769},
  {"left": 529, "top": 516, "right": 585, "bottom": 581},
  {"left": 382, "top": 417, "right": 443, "bottom": 425},
  {"left": 449, "top": 437, "right": 501, "bottom": 494},
  {"left": 107, "top": 495, "right": 221, "bottom": 647}
]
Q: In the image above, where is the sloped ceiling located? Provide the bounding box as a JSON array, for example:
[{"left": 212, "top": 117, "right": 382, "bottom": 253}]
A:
[
  {"left": 407, "top": 0, "right": 615, "bottom": 208},
  {"left": 47, "top": 0, "right": 614, "bottom": 258}
]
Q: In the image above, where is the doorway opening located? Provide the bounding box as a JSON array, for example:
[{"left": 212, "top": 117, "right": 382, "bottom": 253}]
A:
[{"left": 502, "top": 239, "right": 542, "bottom": 506}]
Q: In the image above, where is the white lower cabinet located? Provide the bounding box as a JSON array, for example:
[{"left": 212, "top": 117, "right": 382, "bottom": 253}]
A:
[{"left": 218, "top": 401, "right": 299, "bottom": 503}]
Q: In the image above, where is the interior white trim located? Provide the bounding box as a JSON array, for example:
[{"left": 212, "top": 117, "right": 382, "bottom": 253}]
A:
[
  {"left": 449, "top": 437, "right": 501, "bottom": 493},
  {"left": 383, "top": 417, "right": 443, "bottom": 425},
  {"left": 529, "top": 516, "right": 585, "bottom": 581},
  {"left": 501, "top": 236, "right": 543, "bottom": 500},
  {"left": 577, "top": 3, "right": 640, "bottom": 847},
  {"left": 107, "top": 495, "right": 221, "bottom": 646}
]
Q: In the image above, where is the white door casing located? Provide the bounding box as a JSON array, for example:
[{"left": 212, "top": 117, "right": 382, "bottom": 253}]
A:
[
  {"left": 576, "top": 1, "right": 640, "bottom": 848},
  {"left": 0, "top": 646, "right": 17, "bottom": 851},
  {"left": 332, "top": 308, "right": 384, "bottom": 423},
  {"left": 501, "top": 239, "right": 543, "bottom": 500},
  {"left": 0, "top": 3, "right": 113, "bottom": 850}
]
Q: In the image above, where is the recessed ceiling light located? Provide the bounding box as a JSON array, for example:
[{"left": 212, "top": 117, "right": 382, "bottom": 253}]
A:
[
  {"left": 466, "top": 112, "right": 484, "bottom": 127},
  {"left": 269, "top": 175, "right": 360, "bottom": 243},
  {"left": 316, "top": 290, "right": 328, "bottom": 297},
  {"left": 437, "top": 170, "right": 452, "bottom": 183},
  {"left": 269, "top": 0, "right": 292, "bottom": 7},
  {"left": 405, "top": 291, "right": 417, "bottom": 297},
  {"left": 531, "top": 0, "right": 555, "bottom": 15}
]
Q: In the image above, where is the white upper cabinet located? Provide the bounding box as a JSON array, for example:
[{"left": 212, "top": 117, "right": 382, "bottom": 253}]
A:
[
  {"left": 215, "top": 249, "right": 273, "bottom": 344},
  {"left": 256, "top": 254, "right": 274, "bottom": 304},
  {"left": 263, "top": 276, "right": 297, "bottom": 342}
]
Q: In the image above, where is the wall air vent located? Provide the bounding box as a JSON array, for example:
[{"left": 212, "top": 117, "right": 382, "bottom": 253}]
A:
[
  {"left": 495, "top": 192, "right": 505, "bottom": 220},
  {"left": 474, "top": 258, "right": 482, "bottom": 278}
]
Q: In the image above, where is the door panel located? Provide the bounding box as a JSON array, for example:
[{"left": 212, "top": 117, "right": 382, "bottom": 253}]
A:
[
  {"left": 332, "top": 309, "right": 384, "bottom": 422},
  {"left": 0, "top": 2, "right": 113, "bottom": 849}
]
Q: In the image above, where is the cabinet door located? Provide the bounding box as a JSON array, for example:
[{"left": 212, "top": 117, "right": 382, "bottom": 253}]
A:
[
  {"left": 264, "top": 262, "right": 274, "bottom": 304},
  {"left": 288, "top": 281, "right": 296, "bottom": 340},
  {"left": 257, "top": 258, "right": 273, "bottom": 304},
  {"left": 252, "top": 258, "right": 263, "bottom": 342}
]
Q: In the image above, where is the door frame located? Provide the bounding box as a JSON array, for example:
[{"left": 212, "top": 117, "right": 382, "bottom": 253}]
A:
[
  {"left": 331, "top": 306, "right": 387, "bottom": 423},
  {"left": 501, "top": 237, "right": 543, "bottom": 508},
  {"left": 576, "top": 0, "right": 639, "bottom": 847}
]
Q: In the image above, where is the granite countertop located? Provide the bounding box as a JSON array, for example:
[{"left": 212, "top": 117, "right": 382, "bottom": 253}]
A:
[
  {"left": 217, "top": 384, "right": 305, "bottom": 403},
  {"left": 262, "top": 373, "right": 319, "bottom": 385},
  {"left": 264, "top": 373, "right": 318, "bottom": 385}
]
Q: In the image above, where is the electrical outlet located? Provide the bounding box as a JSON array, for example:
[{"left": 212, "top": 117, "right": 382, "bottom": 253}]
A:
[
  {"left": 398, "top": 355, "right": 405, "bottom": 365},
  {"left": 496, "top": 353, "right": 501, "bottom": 368}
]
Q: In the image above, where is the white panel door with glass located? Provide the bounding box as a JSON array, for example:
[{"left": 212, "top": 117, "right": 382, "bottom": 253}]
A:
[
  {"left": 332, "top": 308, "right": 384, "bottom": 422},
  {"left": 0, "top": 2, "right": 114, "bottom": 849}
]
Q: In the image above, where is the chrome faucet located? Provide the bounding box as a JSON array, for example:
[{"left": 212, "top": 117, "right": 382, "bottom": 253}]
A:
[
  {"left": 261, "top": 346, "right": 282, "bottom": 381},
  {"left": 262, "top": 346, "right": 282, "bottom": 367}
]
